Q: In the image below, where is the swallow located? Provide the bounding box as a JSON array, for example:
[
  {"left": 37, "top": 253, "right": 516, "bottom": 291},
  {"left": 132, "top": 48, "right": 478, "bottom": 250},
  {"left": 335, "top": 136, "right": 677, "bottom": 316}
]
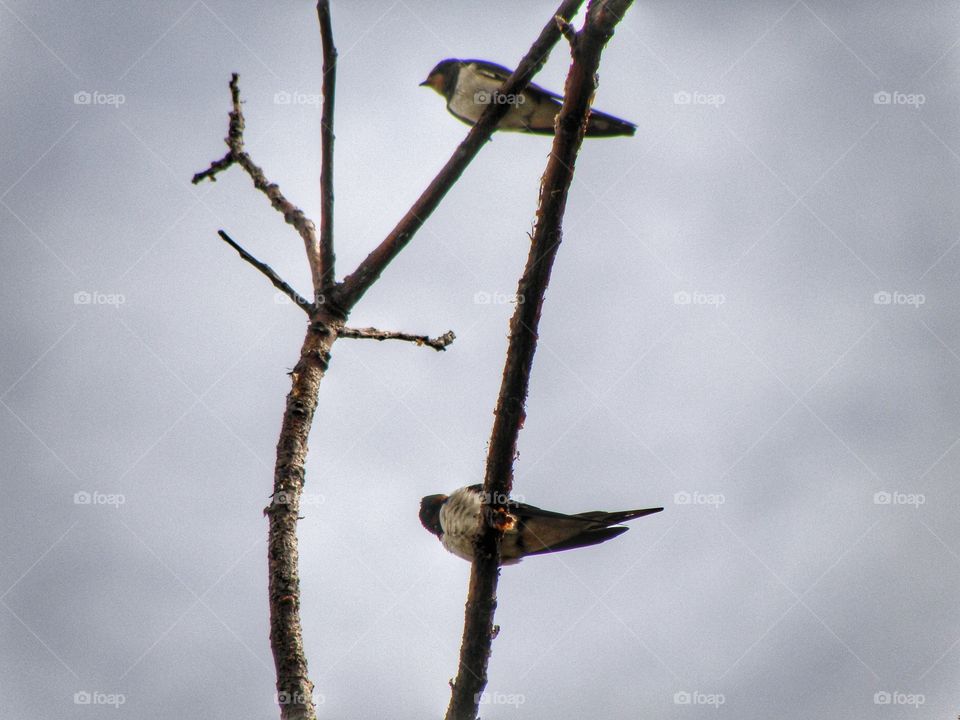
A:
[
  {"left": 420, "top": 59, "right": 636, "bottom": 137},
  {"left": 420, "top": 484, "right": 662, "bottom": 563}
]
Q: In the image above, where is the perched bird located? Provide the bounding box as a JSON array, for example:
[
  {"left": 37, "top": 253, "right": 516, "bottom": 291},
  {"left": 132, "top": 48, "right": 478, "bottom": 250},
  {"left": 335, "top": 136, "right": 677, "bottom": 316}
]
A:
[
  {"left": 420, "top": 485, "right": 662, "bottom": 563},
  {"left": 420, "top": 59, "right": 636, "bottom": 137}
]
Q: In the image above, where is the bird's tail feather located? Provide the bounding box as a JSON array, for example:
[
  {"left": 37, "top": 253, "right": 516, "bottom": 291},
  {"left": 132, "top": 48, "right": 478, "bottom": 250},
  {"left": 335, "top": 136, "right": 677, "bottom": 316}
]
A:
[
  {"left": 576, "top": 507, "right": 663, "bottom": 526},
  {"left": 585, "top": 108, "right": 636, "bottom": 137}
]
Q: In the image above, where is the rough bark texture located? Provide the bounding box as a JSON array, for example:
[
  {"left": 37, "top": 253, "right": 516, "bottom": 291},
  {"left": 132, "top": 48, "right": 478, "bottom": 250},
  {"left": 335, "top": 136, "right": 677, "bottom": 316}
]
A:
[
  {"left": 444, "top": 2, "right": 635, "bottom": 718},
  {"left": 267, "top": 310, "right": 344, "bottom": 720}
]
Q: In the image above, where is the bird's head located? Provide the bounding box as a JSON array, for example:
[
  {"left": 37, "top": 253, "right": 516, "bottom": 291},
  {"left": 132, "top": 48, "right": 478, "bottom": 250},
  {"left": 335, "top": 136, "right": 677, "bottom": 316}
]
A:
[
  {"left": 419, "top": 493, "right": 448, "bottom": 537},
  {"left": 419, "top": 59, "right": 459, "bottom": 97}
]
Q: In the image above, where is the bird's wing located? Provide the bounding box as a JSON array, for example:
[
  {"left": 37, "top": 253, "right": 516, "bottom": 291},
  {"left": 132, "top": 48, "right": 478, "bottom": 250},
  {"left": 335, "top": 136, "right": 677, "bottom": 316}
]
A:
[
  {"left": 465, "top": 484, "right": 662, "bottom": 526},
  {"left": 465, "top": 59, "right": 564, "bottom": 102},
  {"left": 463, "top": 485, "right": 662, "bottom": 558}
]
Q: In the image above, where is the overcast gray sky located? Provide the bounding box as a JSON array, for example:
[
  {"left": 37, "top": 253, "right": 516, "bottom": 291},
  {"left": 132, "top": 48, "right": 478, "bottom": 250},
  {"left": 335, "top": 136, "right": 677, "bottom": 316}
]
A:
[{"left": 2, "top": 1, "right": 959, "bottom": 718}]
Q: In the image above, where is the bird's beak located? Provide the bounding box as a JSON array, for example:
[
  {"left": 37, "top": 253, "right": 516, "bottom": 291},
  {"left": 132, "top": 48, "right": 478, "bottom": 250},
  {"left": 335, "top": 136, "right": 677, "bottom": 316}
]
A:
[{"left": 418, "top": 79, "right": 429, "bottom": 87}]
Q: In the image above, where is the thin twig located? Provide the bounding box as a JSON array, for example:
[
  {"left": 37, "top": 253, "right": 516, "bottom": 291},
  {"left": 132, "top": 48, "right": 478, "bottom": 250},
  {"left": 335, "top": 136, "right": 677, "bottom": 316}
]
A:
[
  {"left": 217, "top": 231, "right": 314, "bottom": 313},
  {"left": 191, "top": 74, "right": 245, "bottom": 183},
  {"left": 316, "top": 0, "right": 337, "bottom": 289},
  {"left": 336, "top": 0, "right": 588, "bottom": 309},
  {"left": 444, "top": 2, "right": 636, "bottom": 718},
  {"left": 194, "top": 74, "right": 324, "bottom": 298},
  {"left": 191, "top": 152, "right": 233, "bottom": 183},
  {"left": 339, "top": 326, "right": 455, "bottom": 351}
]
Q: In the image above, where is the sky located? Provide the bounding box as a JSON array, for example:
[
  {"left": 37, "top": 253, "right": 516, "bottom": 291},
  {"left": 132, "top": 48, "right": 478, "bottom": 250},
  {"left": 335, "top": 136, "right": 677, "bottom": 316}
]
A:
[{"left": 1, "top": 1, "right": 959, "bottom": 718}]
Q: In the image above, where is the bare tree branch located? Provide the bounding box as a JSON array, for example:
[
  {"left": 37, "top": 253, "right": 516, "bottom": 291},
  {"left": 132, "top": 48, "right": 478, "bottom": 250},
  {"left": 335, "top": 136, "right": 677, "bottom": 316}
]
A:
[
  {"left": 444, "top": 2, "right": 636, "bottom": 718},
  {"left": 193, "top": 74, "right": 324, "bottom": 297},
  {"left": 217, "top": 231, "right": 314, "bottom": 313},
  {"left": 335, "top": 0, "right": 588, "bottom": 309},
  {"left": 193, "top": 3, "right": 611, "bottom": 718},
  {"left": 266, "top": 308, "right": 344, "bottom": 720},
  {"left": 316, "top": 0, "right": 337, "bottom": 288},
  {"left": 339, "top": 326, "right": 455, "bottom": 351},
  {"left": 191, "top": 152, "right": 232, "bottom": 183}
]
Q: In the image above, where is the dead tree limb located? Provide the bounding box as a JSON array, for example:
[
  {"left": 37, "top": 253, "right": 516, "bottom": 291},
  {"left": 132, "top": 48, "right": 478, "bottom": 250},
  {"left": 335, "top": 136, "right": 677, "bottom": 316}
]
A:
[
  {"left": 192, "top": 74, "right": 324, "bottom": 296},
  {"left": 266, "top": 308, "right": 343, "bottom": 720},
  {"left": 316, "top": 0, "right": 337, "bottom": 288},
  {"left": 192, "top": 1, "right": 591, "bottom": 717},
  {"left": 218, "top": 231, "right": 314, "bottom": 313},
  {"left": 444, "top": 2, "right": 636, "bottom": 718},
  {"left": 339, "top": 326, "right": 455, "bottom": 351}
]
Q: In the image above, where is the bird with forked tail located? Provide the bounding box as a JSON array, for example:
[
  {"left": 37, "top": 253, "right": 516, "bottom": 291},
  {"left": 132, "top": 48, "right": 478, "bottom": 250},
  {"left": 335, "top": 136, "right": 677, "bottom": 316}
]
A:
[
  {"left": 420, "top": 485, "right": 662, "bottom": 564},
  {"left": 420, "top": 59, "right": 636, "bottom": 138}
]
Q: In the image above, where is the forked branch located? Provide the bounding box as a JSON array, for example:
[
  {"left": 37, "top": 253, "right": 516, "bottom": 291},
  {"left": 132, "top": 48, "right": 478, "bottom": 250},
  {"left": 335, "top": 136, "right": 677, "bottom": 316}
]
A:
[{"left": 193, "top": 74, "right": 324, "bottom": 296}]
